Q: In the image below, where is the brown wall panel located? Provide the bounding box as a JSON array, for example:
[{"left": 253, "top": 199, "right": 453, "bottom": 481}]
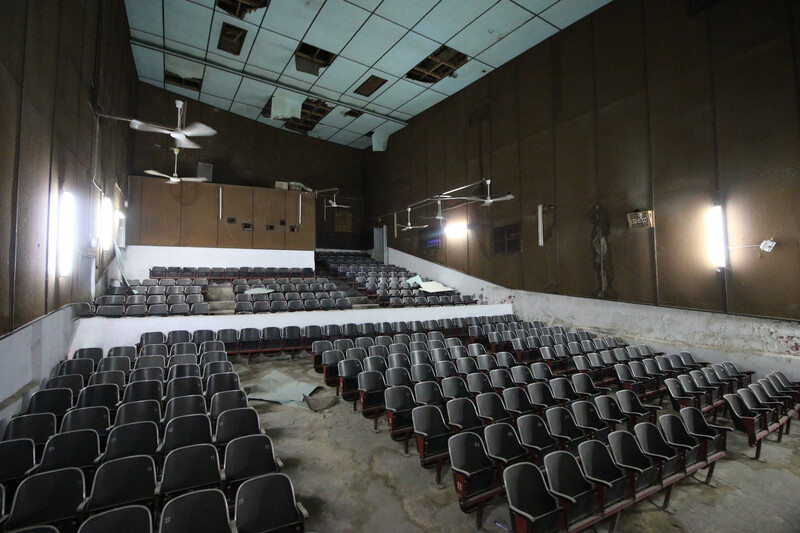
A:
[
  {"left": 140, "top": 180, "right": 181, "bottom": 246},
  {"left": 284, "top": 191, "right": 316, "bottom": 250},
  {"left": 126, "top": 176, "right": 142, "bottom": 245},
  {"left": 252, "top": 187, "right": 286, "bottom": 250},
  {"left": 180, "top": 182, "right": 219, "bottom": 248},
  {"left": 217, "top": 185, "right": 253, "bottom": 249}
]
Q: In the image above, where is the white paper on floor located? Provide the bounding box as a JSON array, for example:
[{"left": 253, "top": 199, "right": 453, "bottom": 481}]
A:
[{"left": 247, "top": 370, "right": 321, "bottom": 405}]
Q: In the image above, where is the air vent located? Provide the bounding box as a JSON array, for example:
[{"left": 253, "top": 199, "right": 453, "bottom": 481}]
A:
[
  {"left": 284, "top": 98, "right": 334, "bottom": 133},
  {"left": 354, "top": 75, "right": 388, "bottom": 97},
  {"left": 216, "top": 0, "right": 270, "bottom": 19},
  {"left": 626, "top": 210, "right": 655, "bottom": 229},
  {"left": 406, "top": 45, "right": 468, "bottom": 83},
  {"left": 217, "top": 22, "right": 247, "bottom": 55},
  {"left": 165, "top": 71, "right": 202, "bottom": 91},
  {"left": 294, "top": 42, "right": 336, "bottom": 76}
]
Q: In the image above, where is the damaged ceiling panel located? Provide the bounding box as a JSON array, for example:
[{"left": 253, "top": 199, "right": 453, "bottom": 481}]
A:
[{"left": 125, "top": 0, "right": 611, "bottom": 149}]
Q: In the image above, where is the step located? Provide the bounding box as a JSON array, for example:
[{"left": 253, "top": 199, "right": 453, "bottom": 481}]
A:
[
  {"left": 206, "top": 286, "right": 234, "bottom": 301},
  {"left": 208, "top": 301, "right": 235, "bottom": 312}
]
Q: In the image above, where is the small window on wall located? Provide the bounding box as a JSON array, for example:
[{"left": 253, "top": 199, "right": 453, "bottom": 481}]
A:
[
  {"left": 334, "top": 210, "right": 352, "bottom": 233},
  {"left": 493, "top": 223, "right": 521, "bottom": 255}
]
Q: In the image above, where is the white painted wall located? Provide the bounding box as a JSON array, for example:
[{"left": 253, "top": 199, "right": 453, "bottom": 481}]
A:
[
  {"left": 69, "top": 304, "right": 513, "bottom": 353},
  {"left": 388, "top": 247, "right": 800, "bottom": 380},
  {"left": 120, "top": 245, "right": 315, "bottom": 280},
  {"left": 0, "top": 305, "right": 79, "bottom": 423}
]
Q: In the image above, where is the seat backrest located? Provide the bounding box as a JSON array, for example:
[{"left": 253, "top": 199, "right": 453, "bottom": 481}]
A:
[
  {"left": 163, "top": 395, "right": 206, "bottom": 424},
  {"left": 484, "top": 422, "right": 525, "bottom": 460},
  {"left": 60, "top": 406, "right": 109, "bottom": 434},
  {"left": 4, "top": 467, "right": 85, "bottom": 530},
  {"left": 85, "top": 455, "right": 156, "bottom": 513},
  {"left": 234, "top": 473, "right": 301, "bottom": 533},
  {"left": 160, "top": 444, "right": 221, "bottom": 496},
  {"left": 634, "top": 422, "right": 677, "bottom": 458},
  {"left": 448, "top": 431, "right": 492, "bottom": 476},
  {"left": 159, "top": 488, "right": 230, "bottom": 533},
  {"left": 517, "top": 414, "right": 557, "bottom": 449},
  {"left": 503, "top": 462, "right": 560, "bottom": 525},
  {"left": 544, "top": 450, "right": 593, "bottom": 497},
  {"left": 224, "top": 434, "right": 278, "bottom": 484},
  {"left": 385, "top": 386, "right": 415, "bottom": 412},
  {"left": 77, "top": 505, "right": 153, "bottom": 533},
  {"left": 578, "top": 440, "right": 623, "bottom": 483},
  {"left": 104, "top": 421, "right": 159, "bottom": 461},
  {"left": 411, "top": 405, "right": 449, "bottom": 437},
  {"left": 129, "top": 367, "right": 165, "bottom": 384}
]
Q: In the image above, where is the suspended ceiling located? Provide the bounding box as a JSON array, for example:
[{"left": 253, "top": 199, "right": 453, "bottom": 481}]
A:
[{"left": 125, "top": 0, "right": 612, "bottom": 149}]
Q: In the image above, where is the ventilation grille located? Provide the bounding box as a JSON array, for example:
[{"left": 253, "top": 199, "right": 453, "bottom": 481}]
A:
[{"left": 626, "top": 210, "right": 655, "bottom": 229}]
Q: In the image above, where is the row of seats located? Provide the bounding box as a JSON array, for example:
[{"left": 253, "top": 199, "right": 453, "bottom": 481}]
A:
[
  {"left": 149, "top": 266, "right": 315, "bottom": 279},
  {"left": 0, "top": 336, "right": 308, "bottom": 532},
  {"left": 100, "top": 290, "right": 205, "bottom": 305},
  {"left": 95, "top": 302, "right": 209, "bottom": 318},
  {"left": 234, "top": 297, "right": 352, "bottom": 314}
]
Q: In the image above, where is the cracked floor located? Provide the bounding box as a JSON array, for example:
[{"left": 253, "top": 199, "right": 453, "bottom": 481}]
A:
[{"left": 234, "top": 353, "right": 800, "bottom": 533}]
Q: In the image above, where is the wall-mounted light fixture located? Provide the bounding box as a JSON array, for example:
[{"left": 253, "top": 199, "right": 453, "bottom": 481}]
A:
[
  {"left": 444, "top": 223, "right": 468, "bottom": 238},
  {"left": 706, "top": 204, "right": 726, "bottom": 269},
  {"left": 58, "top": 191, "right": 75, "bottom": 277}
]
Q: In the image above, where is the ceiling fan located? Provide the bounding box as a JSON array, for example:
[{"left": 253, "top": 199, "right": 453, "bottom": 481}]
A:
[
  {"left": 438, "top": 179, "right": 514, "bottom": 206},
  {"left": 130, "top": 99, "right": 217, "bottom": 149},
  {"left": 145, "top": 147, "right": 208, "bottom": 184},
  {"left": 420, "top": 200, "right": 446, "bottom": 226},
  {"left": 327, "top": 192, "right": 350, "bottom": 209},
  {"left": 398, "top": 207, "right": 428, "bottom": 231}
]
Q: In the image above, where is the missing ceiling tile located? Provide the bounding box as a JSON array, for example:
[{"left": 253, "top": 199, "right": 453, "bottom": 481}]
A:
[
  {"left": 353, "top": 75, "right": 388, "bottom": 97},
  {"left": 216, "top": 0, "right": 270, "bottom": 19},
  {"left": 294, "top": 42, "right": 337, "bottom": 76},
  {"left": 284, "top": 98, "right": 334, "bottom": 133},
  {"left": 217, "top": 22, "right": 248, "bottom": 55},
  {"left": 165, "top": 70, "right": 202, "bottom": 91},
  {"left": 406, "top": 45, "right": 468, "bottom": 84},
  {"left": 344, "top": 109, "right": 363, "bottom": 118}
]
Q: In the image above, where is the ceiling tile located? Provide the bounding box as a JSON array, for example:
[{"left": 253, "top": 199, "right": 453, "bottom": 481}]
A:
[
  {"left": 539, "top": 0, "right": 611, "bottom": 29},
  {"left": 165, "top": 40, "right": 206, "bottom": 62},
  {"left": 430, "top": 58, "right": 492, "bottom": 94},
  {"left": 413, "top": 0, "right": 497, "bottom": 44},
  {"left": 315, "top": 57, "right": 370, "bottom": 94},
  {"left": 125, "top": 0, "right": 163, "bottom": 35},
  {"left": 319, "top": 105, "right": 359, "bottom": 128},
  {"left": 373, "top": 31, "right": 440, "bottom": 78},
  {"left": 131, "top": 44, "right": 164, "bottom": 82},
  {"left": 234, "top": 78, "right": 276, "bottom": 108},
  {"left": 209, "top": 12, "right": 259, "bottom": 62},
  {"left": 164, "top": 0, "right": 213, "bottom": 50},
  {"left": 308, "top": 123, "right": 339, "bottom": 140},
  {"left": 309, "top": 87, "right": 342, "bottom": 102},
  {"left": 346, "top": 0, "right": 383, "bottom": 12},
  {"left": 165, "top": 85, "right": 200, "bottom": 101},
  {"left": 165, "top": 54, "right": 205, "bottom": 79},
  {"left": 375, "top": 0, "right": 439, "bottom": 29},
  {"left": 344, "top": 114, "right": 387, "bottom": 134},
  {"left": 447, "top": 0, "right": 532, "bottom": 57},
  {"left": 261, "top": 0, "right": 324, "bottom": 40},
  {"left": 213, "top": 2, "right": 268, "bottom": 26},
  {"left": 278, "top": 74, "right": 313, "bottom": 91},
  {"left": 247, "top": 29, "right": 297, "bottom": 73},
  {"left": 201, "top": 66, "right": 242, "bottom": 99},
  {"left": 371, "top": 79, "right": 425, "bottom": 108},
  {"left": 199, "top": 93, "right": 232, "bottom": 109},
  {"left": 141, "top": 77, "right": 165, "bottom": 90},
  {"left": 281, "top": 59, "right": 327, "bottom": 86},
  {"left": 512, "top": 0, "right": 559, "bottom": 14},
  {"left": 339, "top": 15, "right": 407, "bottom": 66},
  {"left": 243, "top": 64, "right": 281, "bottom": 82},
  {"left": 303, "top": 0, "right": 371, "bottom": 54},
  {"left": 396, "top": 88, "right": 447, "bottom": 114},
  {"left": 257, "top": 115, "right": 286, "bottom": 128},
  {"left": 206, "top": 52, "right": 245, "bottom": 70},
  {"left": 345, "top": 69, "right": 399, "bottom": 101},
  {"left": 229, "top": 102, "right": 262, "bottom": 120},
  {"left": 375, "top": 121, "right": 407, "bottom": 136},
  {"left": 130, "top": 29, "right": 163, "bottom": 47},
  {"left": 329, "top": 130, "right": 362, "bottom": 145},
  {"left": 187, "top": 0, "right": 214, "bottom": 8},
  {"left": 349, "top": 136, "right": 373, "bottom": 149},
  {"left": 476, "top": 16, "right": 557, "bottom": 67}
]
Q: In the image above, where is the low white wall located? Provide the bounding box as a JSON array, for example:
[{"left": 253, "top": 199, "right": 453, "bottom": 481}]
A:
[
  {"left": 120, "top": 245, "right": 315, "bottom": 280},
  {"left": 0, "top": 305, "right": 79, "bottom": 423},
  {"left": 69, "top": 304, "right": 513, "bottom": 353},
  {"left": 388, "top": 247, "right": 800, "bottom": 380}
]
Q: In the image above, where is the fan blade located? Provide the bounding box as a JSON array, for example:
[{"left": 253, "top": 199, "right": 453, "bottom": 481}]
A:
[
  {"left": 144, "top": 170, "right": 173, "bottom": 179},
  {"left": 180, "top": 177, "right": 209, "bottom": 182},
  {"left": 338, "top": 205, "right": 351, "bottom": 209},
  {"left": 485, "top": 194, "right": 515, "bottom": 204},
  {"left": 175, "top": 137, "right": 201, "bottom": 149},
  {"left": 180, "top": 122, "right": 217, "bottom": 137},
  {"left": 130, "top": 120, "right": 174, "bottom": 135}
]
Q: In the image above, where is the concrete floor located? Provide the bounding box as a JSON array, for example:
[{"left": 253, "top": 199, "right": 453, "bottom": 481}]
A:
[{"left": 233, "top": 353, "right": 800, "bottom": 533}]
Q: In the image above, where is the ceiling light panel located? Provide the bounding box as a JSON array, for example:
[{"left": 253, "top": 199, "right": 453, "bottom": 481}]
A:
[
  {"left": 375, "top": 0, "right": 439, "bottom": 29},
  {"left": 315, "top": 58, "right": 370, "bottom": 93},
  {"left": 201, "top": 66, "right": 243, "bottom": 99},
  {"left": 303, "top": 0, "right": 371, "bottom": 54},
  {"left": 339, "top": 15, "right": 407, "bottom": 66},
  {"left": 131, "top": 45, "right": 165, "bottom": 82},
  {"left": 233, "top": 78, "right": 276, "bottom": 107},
  {"left": 247, "top": 29, "right": 299, "bottom": 72},
  {"left": 476, "top": 17, "right": 557, "bottom": 68},
  {"left": 373, "top": 31, "right": 441, "bottom": 78},
  {"left": 447, "top": 0, "right": 533, "bottom": 57},
  {"left": 125, "top": 0, "right": 163, "bottom": 35},
  {"left": 412, "top": 0, "right": 497, "bottom": 44},
  {"left": 260, "top": 0, "right": 324, "bottom": 40},
  {"left": 164, "top": 0, "right": 214, "bottom": 50},
  {"left": 539, "top": 0, "right": 612, "bottom": 29}
]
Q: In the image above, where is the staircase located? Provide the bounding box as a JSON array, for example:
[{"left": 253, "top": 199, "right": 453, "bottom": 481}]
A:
[{"left": 206, "top": 285, "right": 236, "bottom": 315}]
